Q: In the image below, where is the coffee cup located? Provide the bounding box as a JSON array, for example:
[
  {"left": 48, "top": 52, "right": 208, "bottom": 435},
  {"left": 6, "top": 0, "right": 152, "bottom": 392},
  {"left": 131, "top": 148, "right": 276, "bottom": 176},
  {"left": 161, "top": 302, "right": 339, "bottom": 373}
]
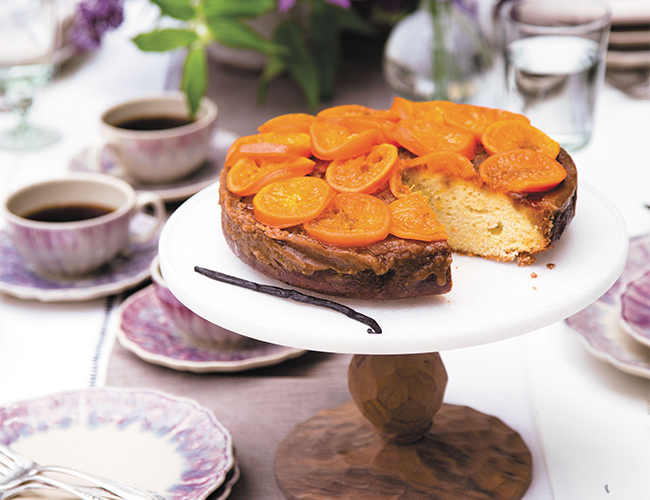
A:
[
  {"left": 150, "top": 256, "right": 248, "bottom": 349},
  {"left": 99, "top": 93, "right": 218, "bottom": 184},
  {"left": 4, "top": 173, "right": 166, "bottom": 277}
]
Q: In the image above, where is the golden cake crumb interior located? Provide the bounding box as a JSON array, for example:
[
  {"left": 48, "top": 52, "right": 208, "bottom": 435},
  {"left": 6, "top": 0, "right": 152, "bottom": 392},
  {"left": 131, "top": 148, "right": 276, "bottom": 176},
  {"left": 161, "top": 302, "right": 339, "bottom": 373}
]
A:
[{"left": 403, "top": 171, "right": 548, "bottom": 262}]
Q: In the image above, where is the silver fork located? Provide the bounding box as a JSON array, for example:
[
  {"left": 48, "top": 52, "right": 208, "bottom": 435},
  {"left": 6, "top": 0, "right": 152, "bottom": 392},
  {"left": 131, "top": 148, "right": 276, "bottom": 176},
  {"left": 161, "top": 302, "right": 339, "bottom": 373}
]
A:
[
  {"left": 0, "top": 444, "right": 161, "bottom": 500},
  {"left": 0, "top": 456, "right": 105, "bottom": 500},
  {"left": 0, "top": 481, "right": 124, "bottom": 500}
]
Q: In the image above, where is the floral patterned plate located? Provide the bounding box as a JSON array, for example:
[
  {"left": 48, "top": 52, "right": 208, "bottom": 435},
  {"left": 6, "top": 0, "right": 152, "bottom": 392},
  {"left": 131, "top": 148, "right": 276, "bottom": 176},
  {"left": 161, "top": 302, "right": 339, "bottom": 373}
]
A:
[
  {"left": 69, "top": 129, "right": 237, "bottom": 203},
  {"left": 619, "top": 267, "right": 650, "bottom": 348},
  {"left": 0, "top": 214, "right": 159, "bottom": 302},
  {"left": 566, "top": 234, "right": 650, "bottom": 379},
  {"left": 114, "top": 284, "right": 306, "bottom": 373},
  {"left": 0, "top": 387, "right": 236, "bottom": 500},
  {"left": 210, "top": 462, "right": 240, "bottom": 500}
]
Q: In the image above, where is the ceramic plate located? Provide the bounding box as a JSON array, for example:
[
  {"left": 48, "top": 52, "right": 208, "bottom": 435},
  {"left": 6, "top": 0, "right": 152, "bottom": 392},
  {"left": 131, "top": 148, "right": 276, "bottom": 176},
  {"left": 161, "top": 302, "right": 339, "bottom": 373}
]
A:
[
  {"left": 619, "top": 267, "right": 650, "bottom": 347},
  {"left": 610, "top": 0, "right": 650, "bottom": 25},
  {"left": 609, "top": 29, "right": 650, "bottom": 47},
  {"left": 566, "top": 234, "right": 650, "bottom": 379},
  {"left": 212, "top": 463, "right": 240, "bottom": 500},
  {"left": 0, "top": 387, "right": 235, "bottom": 500},
  {"left": 606, "top": 49, "right": 650, "bottom": 69},
  {"left": 114, "top": 285, "right": 306, "bottom": 372},
  {"left": 0, "top": 214, "right": 159, "bottom": 302},
  {"left": 69, "top": 129, "right": 238, "bottom": 202},
  {"left": 158, "top": 182, "right": 628, "bottom": 355}
]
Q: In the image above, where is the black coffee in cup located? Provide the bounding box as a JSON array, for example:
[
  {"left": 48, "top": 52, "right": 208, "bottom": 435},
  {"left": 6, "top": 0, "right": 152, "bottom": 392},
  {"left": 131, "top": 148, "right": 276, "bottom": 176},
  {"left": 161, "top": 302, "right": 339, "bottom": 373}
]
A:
[
  {"left": 115, "top": 116, "right": 192, "bottom": 131},
  {"left": 24, "top": 204, "right": 114, "bottom": 223}
]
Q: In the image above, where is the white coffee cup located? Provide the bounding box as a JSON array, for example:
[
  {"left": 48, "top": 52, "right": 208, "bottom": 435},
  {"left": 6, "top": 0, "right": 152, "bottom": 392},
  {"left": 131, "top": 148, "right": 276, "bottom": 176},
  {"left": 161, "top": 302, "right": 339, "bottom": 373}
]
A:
[
  {"left": 99, "top": 93, "right": 218, "bottom": 184},
  {"left": 4, "top": 173, "right": 166, "bottom": 277}
]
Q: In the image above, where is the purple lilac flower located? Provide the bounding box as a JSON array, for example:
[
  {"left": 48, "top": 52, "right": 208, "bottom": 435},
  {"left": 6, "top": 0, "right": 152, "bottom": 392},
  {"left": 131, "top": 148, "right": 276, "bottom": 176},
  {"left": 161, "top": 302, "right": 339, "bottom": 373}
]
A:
[
  {"left": 452, "top": 0, "right": 478, "bottom": 17},
  {"left": 67, "top": 0, "right": 124, "bottom": 52},
  {"left": 278, "top": 0, "right": 352, "bottom": 13}
]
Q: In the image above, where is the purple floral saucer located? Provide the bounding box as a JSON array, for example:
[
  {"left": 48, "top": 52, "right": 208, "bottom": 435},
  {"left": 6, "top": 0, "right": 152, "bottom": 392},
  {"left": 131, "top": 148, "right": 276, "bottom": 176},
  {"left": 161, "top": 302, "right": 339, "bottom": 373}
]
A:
[
  {"left": 69, "top": 129, "right": 238, "bottom": 203},
  {"left": 0, "top": 387, "right": 235, "bottom": 500},
  {"left": 0, "top": 214, "right": 159, "bottom": 302},
  {"left": 620, "top": 267, "right": 650, "bottom": 348},
  {"left": 212, "top": 462, "right": 240, "bottom": 500},
  {"left": 114, "top": 285, "right": 306, "bottom": 372},
  {"left": 566, "top": 233, "right": 650, "bottom": 379}
]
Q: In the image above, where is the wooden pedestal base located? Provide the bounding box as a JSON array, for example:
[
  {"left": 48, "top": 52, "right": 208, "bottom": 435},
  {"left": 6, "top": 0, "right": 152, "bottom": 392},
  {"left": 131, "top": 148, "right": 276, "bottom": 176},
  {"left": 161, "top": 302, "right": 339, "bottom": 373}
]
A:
[
  {"left": 275, "top": 353, "right": 532, "bottom": 500},
  {"left": 275, "top": 401, "right": 532, "bottom": 500}
]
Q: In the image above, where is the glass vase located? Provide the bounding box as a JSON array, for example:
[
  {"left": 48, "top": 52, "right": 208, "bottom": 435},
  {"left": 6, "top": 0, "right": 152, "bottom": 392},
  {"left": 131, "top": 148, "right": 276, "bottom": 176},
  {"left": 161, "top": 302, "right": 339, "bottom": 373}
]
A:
[{"left": 383, "top": 0, "right": 493, "bottom": 103}]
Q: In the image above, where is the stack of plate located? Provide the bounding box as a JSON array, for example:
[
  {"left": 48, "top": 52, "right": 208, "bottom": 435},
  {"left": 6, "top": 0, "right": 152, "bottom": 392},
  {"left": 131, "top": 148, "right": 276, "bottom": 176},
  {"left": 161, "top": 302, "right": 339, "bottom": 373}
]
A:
[
  {"left": 605, "top": 0, "right": 650, "bottom": 98},
  {"left": 0, "top": 387, "right": 240, "bottom": 500}
]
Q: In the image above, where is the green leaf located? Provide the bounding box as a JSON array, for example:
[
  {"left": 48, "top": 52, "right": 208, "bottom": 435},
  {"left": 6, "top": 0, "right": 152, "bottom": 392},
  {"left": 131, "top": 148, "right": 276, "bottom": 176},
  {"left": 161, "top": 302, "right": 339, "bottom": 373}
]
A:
[
  {"left": 309, "top": 7, "right": 339, "bottom": 101},
  {"left": 335, "top": 6, "right": 376, "bottom": 36},
  {"left": 203, "top": 0, "right": 276, "bottom": 18},
  {"left": 207, "top": 18, "right": 283, "bottom": 55},
  {"left": 272, "top": 21, "right": 320, "bottom": 110},
  {"left": 257, "top": 55, "right": 287, "bottom": 104},
  {"left": 149, "top": 0, "right": 196, "bottom": 21},
  {"left": 182, "top": 47, "right": 208, "bottom": 119},
  {"left": 132, "top": 29, "right": 198, "bottom": 52}
]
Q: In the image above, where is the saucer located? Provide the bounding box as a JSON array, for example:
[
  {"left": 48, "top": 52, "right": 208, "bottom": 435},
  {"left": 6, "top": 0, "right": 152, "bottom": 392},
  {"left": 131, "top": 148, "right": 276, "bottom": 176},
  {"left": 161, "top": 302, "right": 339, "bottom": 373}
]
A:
[
  {"left": 0, "top": 387, "right": 235, "bottom": 500},
  {"left": 0, "top": 214, "right": 159, "bottom": 302},
  {"left": 69, "top": 129, "right": 238, "bottom": 202},
  {"left": 213, "top": 462, "right": 240, "bottom": 500},
  {"left": 619, "top": 267, "right": 650, "bottom": 348},
  {"left": 114, "top": 284, "right": 307, "bottom": 373},
  {"left": 566, "top": 233, "right": 650, "bottom": 379}
]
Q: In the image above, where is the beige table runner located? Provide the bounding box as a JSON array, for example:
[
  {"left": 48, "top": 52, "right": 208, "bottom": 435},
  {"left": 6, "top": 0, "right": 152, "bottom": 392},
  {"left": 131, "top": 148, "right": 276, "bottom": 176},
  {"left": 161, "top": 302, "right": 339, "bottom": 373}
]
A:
[{"left": 106, "top": 341, "right": 353, "bottom": 499}]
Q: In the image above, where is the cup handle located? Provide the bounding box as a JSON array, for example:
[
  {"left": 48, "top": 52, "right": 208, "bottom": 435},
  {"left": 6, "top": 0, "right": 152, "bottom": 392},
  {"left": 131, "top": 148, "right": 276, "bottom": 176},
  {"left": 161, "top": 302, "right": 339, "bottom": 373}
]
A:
[{"left": 130, "top": 191, "right": 166, "bottom": 244}]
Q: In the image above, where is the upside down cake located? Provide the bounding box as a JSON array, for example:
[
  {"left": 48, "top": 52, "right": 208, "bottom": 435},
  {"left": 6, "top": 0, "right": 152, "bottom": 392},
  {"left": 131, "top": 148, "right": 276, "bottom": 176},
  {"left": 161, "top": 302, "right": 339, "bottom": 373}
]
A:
[{"left": 219, "top": 99, "right": 577, "bottom": 299}]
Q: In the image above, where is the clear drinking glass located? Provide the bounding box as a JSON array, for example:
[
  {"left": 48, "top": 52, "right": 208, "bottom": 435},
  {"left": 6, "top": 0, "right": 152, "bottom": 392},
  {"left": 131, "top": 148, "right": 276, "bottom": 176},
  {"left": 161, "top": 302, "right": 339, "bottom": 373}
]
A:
[
  {"left": 0, "top": 0, "right": 61, "bottom": 151},
  {"left": 499, "top": 0, "right": 611, "bottom": 152}
]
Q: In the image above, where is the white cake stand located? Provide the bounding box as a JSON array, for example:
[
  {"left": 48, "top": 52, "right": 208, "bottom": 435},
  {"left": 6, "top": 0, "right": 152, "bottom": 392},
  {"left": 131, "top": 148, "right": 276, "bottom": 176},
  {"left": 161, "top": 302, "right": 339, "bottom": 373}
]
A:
[{"left": 159, "top": 181, "right": 628, "bottom": 499}]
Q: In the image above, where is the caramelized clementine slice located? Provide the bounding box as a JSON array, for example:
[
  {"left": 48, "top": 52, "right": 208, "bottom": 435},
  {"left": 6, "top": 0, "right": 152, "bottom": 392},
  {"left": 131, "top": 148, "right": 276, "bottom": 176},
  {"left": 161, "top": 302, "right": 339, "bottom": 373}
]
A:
[
  {"left": 389, "top": 194, "right": 447, "bottom": 242},
  {"left": 481, "top": 120, "right": 560, "bottom": 159},
  {"left": 316, "top": 104, "right": 398, "bottom": 121},
  {"left": 315, "top": 105, "right": 400, "bottom": 147},
  {"left": 253, "top": 177, "right": 336, "bottom": 228},
  {"left": 303, "top": 192, "right": 391, "bottom": 247},
  {"left": 479, "top": 149, "right": 567, "bottom": 193},
  {"left": 326, "top": 116, "right": 398, "bottom": 146},
  {"left": 227, "top": 156, "right": 315, "bottom": 196},
  {"left": 403, "top": 151, "right": 478, "bottom": 180},
  {"left": 389, "top": 97, "right": 454, "bottom": 123},
  {"left": 310, "top": 121, "right": 381, "bottom": 161},
  {"left": 390, "top": 120, "right": 477, "bottom": 160},
  {"left": 225, "top": 132, "right": 311, "bottom": 167},
  {"left": 389, "top": 162, "right": 413, "bottom": 199},
  {"left": 257, "top": 113, "right": 316, "bottom": 134},
  {"left": 443, "top": 104, "right": 530, "bottom": 141},
  {"left": 325, "top": 144, "right": 398, "bottom": 194}
]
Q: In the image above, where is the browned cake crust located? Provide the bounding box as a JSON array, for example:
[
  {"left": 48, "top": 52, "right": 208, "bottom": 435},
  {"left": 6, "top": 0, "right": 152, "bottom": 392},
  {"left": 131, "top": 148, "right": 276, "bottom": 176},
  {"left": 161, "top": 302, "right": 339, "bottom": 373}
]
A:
[
  {"left": 514, "top": 148, "right": 577, "bottom": 250},
  {"left": 218, "top": 147, "right": 576, "bottom": 299},
  {"left": 219, "top": 168, "right": 452, "bottom": 300}
]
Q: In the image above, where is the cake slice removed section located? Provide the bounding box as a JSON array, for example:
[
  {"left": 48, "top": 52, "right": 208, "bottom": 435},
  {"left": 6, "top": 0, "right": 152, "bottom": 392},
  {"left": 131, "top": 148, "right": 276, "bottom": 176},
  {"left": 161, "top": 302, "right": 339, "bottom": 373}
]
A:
[{"left": 402, "top": 148, "right": 577, "bottom": 265}]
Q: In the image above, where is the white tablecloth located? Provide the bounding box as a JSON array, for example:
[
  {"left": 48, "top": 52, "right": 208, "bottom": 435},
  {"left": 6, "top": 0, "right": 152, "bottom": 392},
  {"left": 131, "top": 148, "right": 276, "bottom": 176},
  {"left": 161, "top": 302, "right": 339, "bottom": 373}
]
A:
[{"left": 0, "top": 2, "right": 648, "bottom": 499}]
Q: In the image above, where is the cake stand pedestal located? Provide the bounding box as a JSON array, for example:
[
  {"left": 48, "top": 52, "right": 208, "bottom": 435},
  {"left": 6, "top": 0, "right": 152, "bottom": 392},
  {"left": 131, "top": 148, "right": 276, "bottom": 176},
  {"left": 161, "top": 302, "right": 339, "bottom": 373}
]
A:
[
  {"left": 158, "top": 182, "right": 628, "bottom": 500},
  {"left": 274, "top": 353, "right": 532, "bottom": 500}
]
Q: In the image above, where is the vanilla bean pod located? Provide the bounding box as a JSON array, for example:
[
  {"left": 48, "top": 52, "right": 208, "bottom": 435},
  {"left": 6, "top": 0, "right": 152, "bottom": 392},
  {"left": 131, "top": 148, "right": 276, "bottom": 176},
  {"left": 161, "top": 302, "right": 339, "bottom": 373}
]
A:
[{"left": 194, "top": 266, "right": 382, "bottom": 334}]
